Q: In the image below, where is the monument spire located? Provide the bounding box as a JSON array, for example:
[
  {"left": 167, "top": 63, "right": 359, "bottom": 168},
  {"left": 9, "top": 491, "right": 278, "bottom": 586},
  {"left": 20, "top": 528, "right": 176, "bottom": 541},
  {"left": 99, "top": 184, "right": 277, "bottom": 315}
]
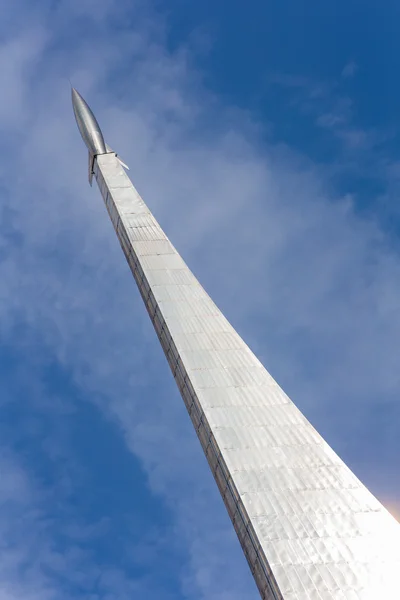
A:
[{"left": 72, "top": 89, "right": 400, "bottom": 599}]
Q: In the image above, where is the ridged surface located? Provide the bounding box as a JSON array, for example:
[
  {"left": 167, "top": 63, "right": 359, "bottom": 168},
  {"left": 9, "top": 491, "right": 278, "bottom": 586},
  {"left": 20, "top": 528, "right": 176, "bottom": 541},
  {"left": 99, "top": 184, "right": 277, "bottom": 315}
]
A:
[{"left": 94, "top": 153, "right": 400, "bottom": 600}]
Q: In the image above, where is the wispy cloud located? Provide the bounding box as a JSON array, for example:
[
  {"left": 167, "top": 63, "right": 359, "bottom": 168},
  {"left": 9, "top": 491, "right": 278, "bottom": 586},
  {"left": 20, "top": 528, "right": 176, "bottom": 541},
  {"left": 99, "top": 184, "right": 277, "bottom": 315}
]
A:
[
  {"left": 342, "top": 60, "right": 358, "bottom": 79},
  {"left": 267, "top": 66, "right": 400, "bottom": 206}
]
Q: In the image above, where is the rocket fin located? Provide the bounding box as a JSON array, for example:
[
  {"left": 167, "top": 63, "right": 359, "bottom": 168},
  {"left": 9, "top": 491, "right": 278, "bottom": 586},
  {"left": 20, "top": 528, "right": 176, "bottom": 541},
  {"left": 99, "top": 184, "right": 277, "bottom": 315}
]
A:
[
  {"left": 105, "top": 143, "right": 129, "bottom": 170},
  {"left": 88, "top": 152, "right": 95, "bottom": 186},
  {"left": 117, "top": 157, "right": 129, "bottom": 170}
]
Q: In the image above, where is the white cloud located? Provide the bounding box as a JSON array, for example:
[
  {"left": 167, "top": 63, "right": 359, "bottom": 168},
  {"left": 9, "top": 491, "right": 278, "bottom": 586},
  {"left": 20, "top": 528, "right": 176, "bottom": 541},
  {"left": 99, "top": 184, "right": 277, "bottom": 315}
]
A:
[
  {"left": 0, "top": 29, "right": 47, "bottom": 127},
  {"left": 342, "top": 60, "right": 358, "bottom": 79},
  {"left": 0, "top": 450, "right": 171, "bottom": 600}
]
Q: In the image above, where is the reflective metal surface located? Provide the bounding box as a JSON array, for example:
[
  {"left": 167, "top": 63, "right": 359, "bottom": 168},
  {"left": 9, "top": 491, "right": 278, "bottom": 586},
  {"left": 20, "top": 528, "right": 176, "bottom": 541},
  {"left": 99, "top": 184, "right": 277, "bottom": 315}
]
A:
[
  {"left": 93, "top": 152, "right": 400, "bottom": 599},
  {"left": 71, "top": 89, "right": 129, "bottom": 184},
  {"left": 71, "top": 88, "right": 107, "bottom": 156}
]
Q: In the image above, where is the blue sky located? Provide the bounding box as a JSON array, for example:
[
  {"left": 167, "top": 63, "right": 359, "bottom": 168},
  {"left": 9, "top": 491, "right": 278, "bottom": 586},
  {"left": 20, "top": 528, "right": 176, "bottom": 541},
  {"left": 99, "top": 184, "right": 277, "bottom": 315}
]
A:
[{"left": 0, "top": 0, "right": 399, "bottom": 598}]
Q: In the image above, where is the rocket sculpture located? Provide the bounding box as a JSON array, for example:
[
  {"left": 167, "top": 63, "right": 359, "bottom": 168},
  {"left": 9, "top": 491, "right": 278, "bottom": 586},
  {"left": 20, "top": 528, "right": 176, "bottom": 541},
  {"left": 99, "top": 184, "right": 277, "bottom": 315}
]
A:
[{"left": 72, "top": 88, "right": 128, "bottom": 184}]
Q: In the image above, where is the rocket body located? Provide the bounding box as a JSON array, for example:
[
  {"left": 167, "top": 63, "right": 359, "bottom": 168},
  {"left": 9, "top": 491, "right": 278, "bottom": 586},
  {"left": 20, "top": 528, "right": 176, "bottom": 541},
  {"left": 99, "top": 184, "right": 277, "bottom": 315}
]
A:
[
  {"left": 71, "top": 88, "right": 107, "bottom": 184},
  {"left": 71, "top": 88, "right": 128, "bottom": 184},
  {"left": 71, "top": 88, "right": 106, "bottom": 156}
]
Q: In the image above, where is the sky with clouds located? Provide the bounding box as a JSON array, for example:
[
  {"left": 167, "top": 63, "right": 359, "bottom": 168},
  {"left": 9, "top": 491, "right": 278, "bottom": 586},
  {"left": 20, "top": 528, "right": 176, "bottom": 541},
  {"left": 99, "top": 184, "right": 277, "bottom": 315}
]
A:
[{"left": 0, "top": 0, "right": 399, "bottom": 598}]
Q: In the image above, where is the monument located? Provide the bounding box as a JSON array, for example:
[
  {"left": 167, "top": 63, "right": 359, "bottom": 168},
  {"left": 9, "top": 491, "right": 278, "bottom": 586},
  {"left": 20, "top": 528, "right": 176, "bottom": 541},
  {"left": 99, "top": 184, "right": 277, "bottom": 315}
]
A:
[{"left": 72, "top": 87, "right": 400, "bottom": 599}]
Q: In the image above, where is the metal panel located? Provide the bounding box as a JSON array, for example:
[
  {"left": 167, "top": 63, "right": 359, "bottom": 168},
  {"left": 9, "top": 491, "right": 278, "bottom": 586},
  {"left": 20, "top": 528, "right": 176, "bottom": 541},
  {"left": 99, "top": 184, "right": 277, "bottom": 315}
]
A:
[{"left": 95, "top": 153, "right": 400, "bottom": 600}]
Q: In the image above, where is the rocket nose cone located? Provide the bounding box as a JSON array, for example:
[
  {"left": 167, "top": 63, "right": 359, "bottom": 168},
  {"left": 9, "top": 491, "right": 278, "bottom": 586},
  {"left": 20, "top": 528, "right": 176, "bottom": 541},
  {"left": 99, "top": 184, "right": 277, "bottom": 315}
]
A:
[
  {"left": 71, "top": 87, "right": 90, "bottom": 121},
  {"left": 71, "top": 87, "right": 83, "bottom": 113},
  {"left": 71, "top": 87, "right": 79, "bottom": 105},
  {"left": 71, "top": 87, "right": 85, "bottom": 108}
]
